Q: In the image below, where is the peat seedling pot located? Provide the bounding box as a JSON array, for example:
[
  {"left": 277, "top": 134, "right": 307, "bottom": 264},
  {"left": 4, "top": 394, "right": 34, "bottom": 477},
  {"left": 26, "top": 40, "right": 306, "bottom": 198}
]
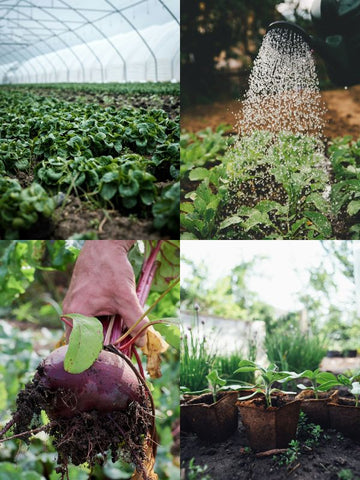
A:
[
  {"left": 295, "top": 390, "right": 338, "bottom": 429},
  {"left": 237, "top": 395, "right": 301, "bottom": 452},
  {"left": 329, "top": 397, "right": 360, "bottom": 440},
  {"left": 180, "top": 391, "right": 238, "bottom": 442}
]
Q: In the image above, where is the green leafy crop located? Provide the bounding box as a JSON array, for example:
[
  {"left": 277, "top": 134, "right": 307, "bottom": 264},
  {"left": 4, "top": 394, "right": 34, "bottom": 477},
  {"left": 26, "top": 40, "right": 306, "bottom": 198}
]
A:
[
  {"left": 235, "top": 360, "right": 298, "bottom": 408},
  {"left": 180, "top": 128, "right": 360, "bottom": 239},
  {"left": 0, "top": 177, "right": 55, "bottom": 239},
  {"left": 0, "top": 85, "right": 179, "bottom": 237},
  {"left": 329, "top": 136, "right": 360, "bottom": 238}
]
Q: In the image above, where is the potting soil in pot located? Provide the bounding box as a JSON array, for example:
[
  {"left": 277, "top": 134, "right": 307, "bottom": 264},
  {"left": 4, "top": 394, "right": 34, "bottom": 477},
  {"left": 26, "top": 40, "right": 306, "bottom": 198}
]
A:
[
  {"left": 329, "top": 397, "right": 360, "bottom": 440},
  {"left": 296, "top": 390, "right": 338, "bottom": 429}
]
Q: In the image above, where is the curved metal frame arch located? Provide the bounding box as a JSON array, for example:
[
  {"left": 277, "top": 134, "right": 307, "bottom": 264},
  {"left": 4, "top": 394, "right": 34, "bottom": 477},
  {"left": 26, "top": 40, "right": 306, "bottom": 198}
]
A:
[
  {"left": 105, "top": 0, "right": 158, "bottom": 81},
  {"left": 0, "top": 0, "right": 180, "bottom": 84},
  {"left": 0, "top": 1, "right": 104, "bottom": 83},
  {"left": 58, "top": 0, "right": 128, "bottom": 82},
  {"left": 0, "top": 55, "right": 33, "bottom": 83},
  {"left": 1, "top": 15, "right": 67, "bottom": 82},
  {"left": 0, "top": 34, "right": 51, "bottom": 82},
  {"left": 158, "top": 0, "right": 180, "bottom": 25},
  {"left": 12, "top": 0, "right": 86, "bottom": 81},
  {"left": 21, "top": 0, "right": 86, "bottom": 81}
]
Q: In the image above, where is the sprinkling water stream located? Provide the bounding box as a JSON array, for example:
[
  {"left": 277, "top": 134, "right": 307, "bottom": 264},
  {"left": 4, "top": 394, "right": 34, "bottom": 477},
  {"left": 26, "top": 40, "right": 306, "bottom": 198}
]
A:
[
  {"left": 220, "top": 27, "right": 332, "bottom": 239},
  {"left": 237, "top": 27, "right": 326, "bottom": 147}
]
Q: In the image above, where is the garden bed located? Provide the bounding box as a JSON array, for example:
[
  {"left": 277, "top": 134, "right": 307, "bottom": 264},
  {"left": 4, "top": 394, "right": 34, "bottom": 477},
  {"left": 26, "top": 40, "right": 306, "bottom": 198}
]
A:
[
  {"left": 180, "top": 87, "right": 360, "bottom": 240},
  {"left": 0, "top": 83, "right": 179, "bottom": 239},
  {"left": 181, "top": 416, "right": 360, "bottom": 479}
]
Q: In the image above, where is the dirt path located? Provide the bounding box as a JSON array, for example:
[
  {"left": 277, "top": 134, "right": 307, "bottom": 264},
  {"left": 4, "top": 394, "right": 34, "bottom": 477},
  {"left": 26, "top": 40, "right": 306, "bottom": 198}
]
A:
[{"left": 181, "top": 86, "right": 360, "bottom": 139}]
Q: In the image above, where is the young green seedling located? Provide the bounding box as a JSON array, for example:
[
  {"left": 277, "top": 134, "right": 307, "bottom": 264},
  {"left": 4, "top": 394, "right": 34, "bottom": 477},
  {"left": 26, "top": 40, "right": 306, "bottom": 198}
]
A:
[
  {"left": 337, "top": 371, "right": 360, "bottom": 388},
  {"left": 297, "top": 369, "right": 339, "bottom": 399},
  {"left": 350, "top": 382, "right": 360, "bottom": 407},
  {"left": 206, "top": 369, "right": 226, "bottom": 403},
  {"left": 235, "top": 360, "right": 298, "bottom": 408}
]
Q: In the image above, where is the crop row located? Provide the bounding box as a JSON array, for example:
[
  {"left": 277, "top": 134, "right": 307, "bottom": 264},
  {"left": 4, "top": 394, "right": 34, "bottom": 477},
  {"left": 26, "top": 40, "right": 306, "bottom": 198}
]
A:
[{"left": 0, "top": 81, "right": 180, "bottom": 96}]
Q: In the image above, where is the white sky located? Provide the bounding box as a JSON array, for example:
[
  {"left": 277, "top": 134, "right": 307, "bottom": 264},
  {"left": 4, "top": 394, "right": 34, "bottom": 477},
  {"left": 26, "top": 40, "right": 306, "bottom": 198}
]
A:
[{"left": 181, "top": 241, "right": 357, "bottom": 313}]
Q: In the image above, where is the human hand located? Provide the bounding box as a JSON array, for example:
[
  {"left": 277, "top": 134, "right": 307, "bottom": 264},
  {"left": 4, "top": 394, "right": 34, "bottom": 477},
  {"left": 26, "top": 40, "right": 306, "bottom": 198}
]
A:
[{"left": 62, "top": 240, "right": 148, "bottom": 347}]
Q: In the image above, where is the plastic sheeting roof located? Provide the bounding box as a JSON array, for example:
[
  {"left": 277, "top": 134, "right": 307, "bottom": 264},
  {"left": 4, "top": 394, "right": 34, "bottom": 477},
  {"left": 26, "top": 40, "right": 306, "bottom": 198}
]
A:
[{"left": 0, "top": 0, "right": 179, "bottom": 83}]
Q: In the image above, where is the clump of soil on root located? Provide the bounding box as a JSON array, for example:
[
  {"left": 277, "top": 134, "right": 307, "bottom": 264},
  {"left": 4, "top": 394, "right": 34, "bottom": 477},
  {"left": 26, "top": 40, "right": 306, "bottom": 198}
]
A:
[{"left": 12, "top": 364, "right": 152, "bottom": 479}]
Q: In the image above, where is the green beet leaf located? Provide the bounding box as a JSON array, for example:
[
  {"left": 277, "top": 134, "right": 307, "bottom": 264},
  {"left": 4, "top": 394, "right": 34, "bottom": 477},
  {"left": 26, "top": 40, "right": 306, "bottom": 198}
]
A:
[{"left": 63, "top": 313, "right": 103, "bottom": 374}]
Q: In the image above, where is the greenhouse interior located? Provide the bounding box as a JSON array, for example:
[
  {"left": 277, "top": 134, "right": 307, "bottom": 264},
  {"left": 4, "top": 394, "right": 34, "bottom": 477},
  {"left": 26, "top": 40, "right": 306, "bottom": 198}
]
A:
[
  {"left": 0, "top": 0, "right": 180, "bottom": 240},
  {"left": 0, "top": 0, "right": 180, "bottom": 83}
]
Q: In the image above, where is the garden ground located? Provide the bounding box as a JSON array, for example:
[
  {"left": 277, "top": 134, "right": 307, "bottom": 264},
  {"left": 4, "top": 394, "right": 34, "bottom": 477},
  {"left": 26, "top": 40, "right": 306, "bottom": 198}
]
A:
[
  {"left": 181, "top": 86, "right": 360, "bottom": 140},
  {"left": 181, "top": 419, "right": 360, "bottom": 480}
]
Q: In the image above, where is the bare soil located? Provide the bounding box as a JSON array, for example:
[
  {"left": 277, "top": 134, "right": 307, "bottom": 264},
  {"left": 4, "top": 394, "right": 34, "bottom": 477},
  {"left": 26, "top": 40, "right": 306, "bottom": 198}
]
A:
[
  {"left": 181, "top": 417, "right": 360, "bottom": 480},
  {"left": 17, "top": 195, "right": 163, "bottom": 240},
  {"left": 181, "top": 86, "right": 360, "bottom": 140}
]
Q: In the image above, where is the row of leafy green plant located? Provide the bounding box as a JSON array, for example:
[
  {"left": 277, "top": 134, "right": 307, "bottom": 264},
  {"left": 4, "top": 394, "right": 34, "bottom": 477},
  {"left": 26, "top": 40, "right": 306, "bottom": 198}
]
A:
[
  {"left": 0, "top": 88, "right": 179, "bottom": 238},
  {"left": 180, "top": 127, "right": 360, "bottom": 239},
  {"left": 0, "top": 82, "right": 180, "bottom": 96},
  {"left": 180, "top": 325, "right": 256, "bottom": 393}
]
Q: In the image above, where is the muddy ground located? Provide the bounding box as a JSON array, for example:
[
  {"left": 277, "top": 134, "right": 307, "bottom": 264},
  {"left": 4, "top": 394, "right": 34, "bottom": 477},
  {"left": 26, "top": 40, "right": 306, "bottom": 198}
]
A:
[
  {"left": 181, "top": 418, "right": 360, "bottom": 480},
  {"left": 181, "top": 86, "right": 360, "bottom": 140}
]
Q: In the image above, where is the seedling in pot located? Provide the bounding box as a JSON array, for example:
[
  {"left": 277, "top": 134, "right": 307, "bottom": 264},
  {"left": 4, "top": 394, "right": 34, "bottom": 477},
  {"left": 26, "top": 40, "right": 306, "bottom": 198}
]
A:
[
  {"left": 206, "top": 369, "right": 226, "bottom": 403},
  {"left": 350, "top": 382, "right": 360, "bottom": 407},
  {"left": 235, "top": 360, "right": 298, "bottom": 408},
  {"left": 337, "top": 371, "right": 360, "bottom": 388},
  {"left": 297, "top": 369, "right": 339, "bottom": 399}
]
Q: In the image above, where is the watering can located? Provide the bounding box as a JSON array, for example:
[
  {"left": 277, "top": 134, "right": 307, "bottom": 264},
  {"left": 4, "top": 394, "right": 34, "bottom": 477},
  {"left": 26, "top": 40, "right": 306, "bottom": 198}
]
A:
[{"left": 268, "top": 0, "right": 360, "bottom": 86}]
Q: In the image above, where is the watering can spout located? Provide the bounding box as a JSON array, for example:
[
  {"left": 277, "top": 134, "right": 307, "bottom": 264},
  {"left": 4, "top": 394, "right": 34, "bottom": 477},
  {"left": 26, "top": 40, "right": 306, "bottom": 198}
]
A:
[{"left": 267, "top": 15, "right": 360, "bottom": 86}]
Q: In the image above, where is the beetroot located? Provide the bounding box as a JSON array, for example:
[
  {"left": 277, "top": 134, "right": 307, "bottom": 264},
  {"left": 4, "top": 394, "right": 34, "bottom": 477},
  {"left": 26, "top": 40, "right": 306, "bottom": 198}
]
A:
[
  {"left": 37, "top": 346, "right": 142, "bottom": 417},
  {"left": 10, "top": 346, "right": 153, "bottom": 479}
]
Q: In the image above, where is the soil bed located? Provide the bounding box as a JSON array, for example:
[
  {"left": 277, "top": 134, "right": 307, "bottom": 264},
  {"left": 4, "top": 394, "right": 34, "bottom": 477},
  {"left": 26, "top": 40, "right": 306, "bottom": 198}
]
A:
[
  {"left": 181, "top": 417, "right": 360, "bottom": 479},
  {"left": 181, "top": 86, "right": 360, "bottom": 140}
]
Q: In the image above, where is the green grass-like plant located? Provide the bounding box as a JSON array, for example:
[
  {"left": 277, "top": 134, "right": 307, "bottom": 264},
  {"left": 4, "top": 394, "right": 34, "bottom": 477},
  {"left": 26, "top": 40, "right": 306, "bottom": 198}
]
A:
[
  {"left": 265, "top": 331, "right": 327, "bottom": 373},
  {"left": 180, "top": 326, "right": 216, "bottom": 392}
]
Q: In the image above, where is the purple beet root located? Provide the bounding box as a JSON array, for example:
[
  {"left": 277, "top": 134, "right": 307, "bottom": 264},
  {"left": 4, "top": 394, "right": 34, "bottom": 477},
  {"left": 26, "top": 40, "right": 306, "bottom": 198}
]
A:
[
  {"left": 9, "top": 346, "right": 153, "bottom": 479},
  {"left": 37, "top": 346, "right": 142, "bottom": 417}
]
